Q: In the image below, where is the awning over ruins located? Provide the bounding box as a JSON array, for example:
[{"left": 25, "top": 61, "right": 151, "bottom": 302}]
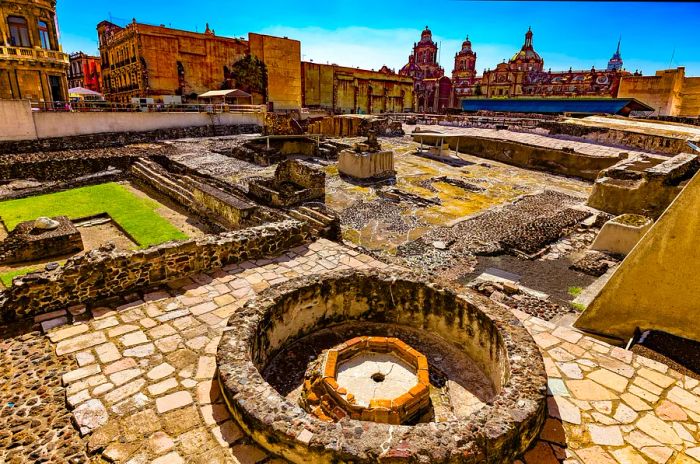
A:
[
  {"left": 198, "top": 89, "right": 252, "bottom": 103},
  {"left": 459, "top": 98, "right": 653, "bottom": 116}
]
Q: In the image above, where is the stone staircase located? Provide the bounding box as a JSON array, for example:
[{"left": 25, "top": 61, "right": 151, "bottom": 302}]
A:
[
  {"left": 286, "top": 204, "right": 341, "bottom": 241},
  {"left": 130, "top": 159, "right": 194, "bottom": 208}
]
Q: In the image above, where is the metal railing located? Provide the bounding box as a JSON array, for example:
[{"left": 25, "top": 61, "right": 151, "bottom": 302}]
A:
[{"left": 30, "top": 101, "right": 267, "bottom": 114}]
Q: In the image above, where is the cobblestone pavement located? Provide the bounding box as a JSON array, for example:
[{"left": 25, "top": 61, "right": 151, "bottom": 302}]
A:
[
  {"left": 0, "top": 321, "right": 89, "bottom": 463},
  {"left": 11, "top": 238, "right": 700, "bottom": 463},
  {"left": 412, "top": 125, "right": 655, "bottom": 159}
]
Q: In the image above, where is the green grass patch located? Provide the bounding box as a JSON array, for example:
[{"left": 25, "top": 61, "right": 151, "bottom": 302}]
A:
[
  {"left": 571, "top": 302, "right": 586, "bottom": 312},
  {"left": 0, "top": 183, "right": 188, "bottom": 247},
  {"left": 567, "top": 286, "right": 583, "bottom": 298},
  {"left": 0, "top": 266, "right": 41, "bottom": 287}
]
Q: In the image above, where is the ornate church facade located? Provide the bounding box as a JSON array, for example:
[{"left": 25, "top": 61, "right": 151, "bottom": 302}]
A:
[
  {"left": 401, "top": 26, "right": 635, "bottom": 112},
  {"left": 399, "top": 27, "right": 451, "bottom": 113}
]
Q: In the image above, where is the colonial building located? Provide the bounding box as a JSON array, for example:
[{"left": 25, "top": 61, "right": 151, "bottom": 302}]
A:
[
  {"left": 68, "top": 51, "right": 101, "bottom": 92},
  {"left": 450, "top": 28, "right": 631, "bottom": 109},
  {"left": 0, "top": 0, "right": 69, "bottom": 101},
  {"left": 618, "top": 67, "right": 700, "bottom": 117},
  {"left": 302, "top": 62, "right": 413, "bottom": 114},
  {"left": 399, "top": 26, "right": 451, "bottom": 113},
  {"left": 97, "top": 20, "right": 248, "bottom": 103}
]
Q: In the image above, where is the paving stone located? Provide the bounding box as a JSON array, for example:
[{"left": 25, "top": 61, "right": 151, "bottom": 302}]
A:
[
  {"left": 640, "top": 446, "right": 674, "bottom": 463},
  {"left": 155, "top": 334, "right": 182, "bottom": 353},
  {"left": 146, "top": 431, "right": 175, "bottom": 454},
  {"left": 566, "top": 379, "right": 618, "bottom": 400},
  {"left": 559, "top": 362, "right": 584, "bottom": 380},
  {"left": 638, "top": 368, "right": 676, "bottom": 389},
  {"left": 120, "top": 330, "right": 148, "bottom": 347},
  {"left": 147, "top": 362, "right": 175, "bottom": 380},
  {"left": 104, "top": 357, "right": 138, "bottom": 375},
  {"left": 667, "top": 387, "right": 700, "bottom": 415},
  {"left": 656, "top": 400, "right": 689, "bottom": 421},
  {"left": 34, "top": 308, "right": 68, "bottom": 323},
  {"left": 621, "top": 392, "right": 653, "bottom": 411},
  {"left": 636, "top": 414, "right": 683, "bottom": 445},
  {"left": 195, "top": 356, "right": 216, "bottom": 380},
  {"left": 48, "top": 324, "right": 89, "bottom": 342},
  {"left": 95, "top": 342, "right": 122, "bottom": 363},
  {"left": 611, "top": 447, "right": 648, "bottom": 464},
  {"left": 76, "top": 351, "right": 96, "bottom": 367},
  {"left": 41, "top": 316, "right": 69, "bottom": 333},
  {"left": 103, "top": 442, "right": 140, "bottom": 463},
  {"left": 196, "top": 380, "right": 221, "bottom": 404},
  {"left": 178, "top": 426, "right": 218, "bottom": 455},
  {"left": 211, "top": 420, "right": 244, "bottom": 446},
  {"left": 575, "top": 446, "right": 618, "bottom": 464},
  {"left": 110, "top": 368, "right": 142, "bottom": 386},
  {"left": 547, "top": 396, "right": 581, "bottom": 424},
  {"left": 588, "top": 369, "right": 629, "bottom": 393},
  {"left": 62, "top": 364, "right": 101, "bottom": 385},
  {"left": 56, "top": 331, "right": 107, "bottom": 355},
  {"left": 122, "top": 408, "right": 161, "bottom": 442},
  {"left": 613, "top": 403, "right": 638, "bottom": 424},
  {"left": 148, "top": 377, "right": 179, "bottom": 396},
  {"left": 111, "top": 392, "right": 150, "bottom": 416},
  {"left": 104, "top": 379, "right": 146, "bottom": 404},
  {"left": 588, "top": 425, "right": 624, "bottom": 446},
  {"left": 123, "top": 343, "right": 155, "bottom": 357},
  {"left": 156, "top": 391, "right": 193, "bottom": 413},
  {"left": 152, "top": 452, "right": 184, "bottom": 464}
]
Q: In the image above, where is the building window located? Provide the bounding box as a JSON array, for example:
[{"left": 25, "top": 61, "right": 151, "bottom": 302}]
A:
[
  {"left": 8, "top": 16, "right": 31, "bottom": 47},
  {"left": 38, "top": 20, "right": 51, "bottom": 49}
]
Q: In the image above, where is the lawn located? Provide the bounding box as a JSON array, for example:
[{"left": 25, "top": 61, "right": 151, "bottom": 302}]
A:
[{"left": 0, "top": 183, "right": 188, "bottom": 247}]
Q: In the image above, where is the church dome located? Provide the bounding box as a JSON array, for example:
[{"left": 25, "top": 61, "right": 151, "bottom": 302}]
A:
[
  {"left": 420, "top": 26, "right": 433, "bottom": 42},
  {"left": 509, "top": 27, "right": 543, "bottom": 63}
]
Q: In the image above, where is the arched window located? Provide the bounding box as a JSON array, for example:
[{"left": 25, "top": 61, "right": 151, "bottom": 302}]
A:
[
  {"left": 38, "top": 20, "right": 51, "bottom": 49},
  {"left": 8, "top": 16, "right": 30, "bottom": 47}
]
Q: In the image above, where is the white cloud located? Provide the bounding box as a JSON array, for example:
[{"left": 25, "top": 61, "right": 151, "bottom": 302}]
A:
[{"left": 259, "top": 25, "right": 515, "bottom": 74}]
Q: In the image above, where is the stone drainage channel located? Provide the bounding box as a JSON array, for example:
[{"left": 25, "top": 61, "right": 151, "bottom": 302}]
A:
[{"left": 216, "top": 268, "right": 547, "bottom": 463}]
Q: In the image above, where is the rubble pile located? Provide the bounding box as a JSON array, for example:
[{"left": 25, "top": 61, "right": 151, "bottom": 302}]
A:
[
  {"left": 341, "top": 198, "right": 425, "bottom": 233},
  {"left": 471, "top": 281, "right": 574, "bottom": 321},
  {"left": 570, "top": 250, "right": 621, "bottom": 277},
  {"left": 500, "top": 208, "right": 591, "bottom": 256}
]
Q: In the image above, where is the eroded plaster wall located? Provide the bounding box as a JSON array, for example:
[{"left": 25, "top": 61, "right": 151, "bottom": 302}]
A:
[{"left": 576, "top": 170, "right": 700, "bottom": 341}]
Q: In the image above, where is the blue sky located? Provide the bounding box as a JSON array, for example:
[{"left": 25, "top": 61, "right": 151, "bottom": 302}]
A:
[{"left": 57, "top": 1, "right": 700, "bottom": 76}]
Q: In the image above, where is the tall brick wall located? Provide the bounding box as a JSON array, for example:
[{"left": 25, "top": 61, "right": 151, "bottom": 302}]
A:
[{"left": 249, "top": 33, "right": 302, "bottom": 111}]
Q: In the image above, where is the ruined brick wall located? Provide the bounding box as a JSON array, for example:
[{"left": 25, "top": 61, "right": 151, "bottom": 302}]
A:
[
  {"left": 0, "top": 154, "right": 138, "bottom": 181},
  {"left": 0, "top": 217, "right": 83, "bottom": 264},
  {"left": 538, "top": 121, "right": 688, "bottom": 156},
  {"left": 0, "top": 220, "right": 312, "bottom": 320},
  {"left": 249, "top": 33, "right": 302, "bottom": 111},
  {"left": 0, "top": 123, "right": 261, "bottom": 155}
]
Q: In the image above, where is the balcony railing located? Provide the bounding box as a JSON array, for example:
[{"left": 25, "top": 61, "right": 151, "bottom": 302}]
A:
[{"left": 0, "top": 46, "right": 69, "bottom": 64}]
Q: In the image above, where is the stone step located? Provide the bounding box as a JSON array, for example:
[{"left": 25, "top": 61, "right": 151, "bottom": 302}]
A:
[
  {"left": 132, "top": 160, "right": 192, "bottom": 199},
  {"left": 287, "top": 210, "right": 326, "bottom": 230},
  {"left": 130, "top": 163, "right": 193, "bottom": 206},
  {"left": 298, "top": 206, "right": 334, "bottom": 224}
]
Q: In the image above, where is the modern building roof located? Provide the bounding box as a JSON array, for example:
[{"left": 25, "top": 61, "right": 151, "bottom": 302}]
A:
[{"left": 460, "top": 98, "right": 653, "bottom": 116}]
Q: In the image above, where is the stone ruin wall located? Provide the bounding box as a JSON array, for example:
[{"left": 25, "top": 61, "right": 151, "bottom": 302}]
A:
[
  {"left": 0, "top": 220, "right": 312, "bottom": 321},
  {"left": 538, "top": 121, "right": 690, "bottom": 156},
  {"left": 0, "top": 154, "right": 138, "bottom": 182},
  {"left": 419, "top": 134, "right": 620, "bottom": 180},
  {"left": 218, "top": 269, "right": 547, "bottom": 463},
  {"left": 0, "top": 124, "right": 261, "bottom": 155}
]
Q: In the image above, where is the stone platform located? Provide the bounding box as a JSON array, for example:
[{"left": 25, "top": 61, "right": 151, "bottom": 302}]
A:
[{"left": 1, "top": 238, "right": 699, "bottom": 463}]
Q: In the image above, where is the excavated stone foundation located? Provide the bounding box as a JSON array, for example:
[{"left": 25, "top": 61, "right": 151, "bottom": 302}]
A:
[{"left": 217, "top": 268, "right": 547, "bottom": 463}]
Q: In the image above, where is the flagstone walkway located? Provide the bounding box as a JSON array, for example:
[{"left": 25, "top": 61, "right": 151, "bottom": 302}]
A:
[{"left": 6, "top": 238, "right": 700, "bottom": 463}]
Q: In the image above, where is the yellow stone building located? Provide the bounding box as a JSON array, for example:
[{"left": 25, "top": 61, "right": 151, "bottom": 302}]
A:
[
  {"left": 618, "top": 67, "right": 700, "bottom": 117},
  {"left": 0, "top": 0, "right": 69, "bottom": 101},
  {"left": 249, "top": 33, "right": 301, "bottom": 111},
  {"left": 97, "top": 20, "right": 249, "bottom": 103},
  {"left": 302, "top": 62, "right": 413, "bottom": 114}
]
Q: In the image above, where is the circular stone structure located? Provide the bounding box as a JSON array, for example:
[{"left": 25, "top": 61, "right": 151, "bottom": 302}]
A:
[
  {"left": 217, "top": 268, "right": 547, "bottom": 463},
  {"left": 300, "top": 336, "right": 431, "bottom": 424}
]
